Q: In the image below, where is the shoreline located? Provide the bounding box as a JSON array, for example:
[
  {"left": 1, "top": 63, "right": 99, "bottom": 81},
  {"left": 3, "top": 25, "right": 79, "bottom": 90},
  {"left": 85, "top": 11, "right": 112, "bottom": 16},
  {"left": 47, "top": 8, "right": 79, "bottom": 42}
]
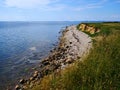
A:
[{"left": 14, "top": 25, "right": 92, "bottom": 90}]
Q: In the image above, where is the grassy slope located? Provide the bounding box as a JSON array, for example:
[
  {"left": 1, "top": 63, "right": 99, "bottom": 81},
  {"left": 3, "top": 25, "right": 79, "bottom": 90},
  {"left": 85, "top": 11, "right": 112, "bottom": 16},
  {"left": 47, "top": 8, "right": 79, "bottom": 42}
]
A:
[{"left": 31, "top": 22, "right": 120, "bottom": 90}]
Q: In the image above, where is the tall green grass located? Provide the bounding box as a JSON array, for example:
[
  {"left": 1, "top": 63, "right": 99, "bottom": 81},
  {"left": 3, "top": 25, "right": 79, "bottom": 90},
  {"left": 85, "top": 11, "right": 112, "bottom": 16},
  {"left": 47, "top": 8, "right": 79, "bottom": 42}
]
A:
[{"left": 31, "top": 23, "right": 120, "bottom": 90}]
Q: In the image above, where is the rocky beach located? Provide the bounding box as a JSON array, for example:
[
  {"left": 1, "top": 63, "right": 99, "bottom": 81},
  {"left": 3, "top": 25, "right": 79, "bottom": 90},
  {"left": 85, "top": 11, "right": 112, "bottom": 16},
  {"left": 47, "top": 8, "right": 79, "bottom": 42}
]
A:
[
  {"left": 14, "top": 25, "right": 92, "bottom": 90},
  {"left": 1, "top": 0, "right": 119, "bottom": 89}
]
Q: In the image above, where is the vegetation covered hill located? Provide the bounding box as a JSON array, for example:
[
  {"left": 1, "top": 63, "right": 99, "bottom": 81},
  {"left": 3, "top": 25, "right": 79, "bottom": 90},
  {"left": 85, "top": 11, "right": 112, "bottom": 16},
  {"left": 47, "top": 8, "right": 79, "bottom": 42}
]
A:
[{"left": 31, "top": 22, "right": 120, "bottom": 90}]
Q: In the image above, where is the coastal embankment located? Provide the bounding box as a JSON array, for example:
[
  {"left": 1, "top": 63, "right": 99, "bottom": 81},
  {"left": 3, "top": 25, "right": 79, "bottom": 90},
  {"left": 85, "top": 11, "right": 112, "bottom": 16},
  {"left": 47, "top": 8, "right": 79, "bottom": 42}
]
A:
[
  {"left": 29, "top": 22, "right": 120, "bottom": 90},
  {"left": 15, "top": 25, "right": 92, "bottom": 90}
]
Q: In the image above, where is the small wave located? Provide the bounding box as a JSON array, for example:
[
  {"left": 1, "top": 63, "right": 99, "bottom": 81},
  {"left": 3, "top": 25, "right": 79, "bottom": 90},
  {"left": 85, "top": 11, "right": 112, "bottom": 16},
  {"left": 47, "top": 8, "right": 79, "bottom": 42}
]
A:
[{"left": 29, "top": 47, "right": 36, "bottom": 51}]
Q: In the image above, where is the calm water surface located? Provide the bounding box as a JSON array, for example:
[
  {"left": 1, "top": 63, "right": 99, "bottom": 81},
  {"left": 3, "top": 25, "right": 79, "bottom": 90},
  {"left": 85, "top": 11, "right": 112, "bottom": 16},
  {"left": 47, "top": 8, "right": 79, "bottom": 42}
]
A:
[{"left": 0, "top": 21, "right": 80, "bottom": 89}]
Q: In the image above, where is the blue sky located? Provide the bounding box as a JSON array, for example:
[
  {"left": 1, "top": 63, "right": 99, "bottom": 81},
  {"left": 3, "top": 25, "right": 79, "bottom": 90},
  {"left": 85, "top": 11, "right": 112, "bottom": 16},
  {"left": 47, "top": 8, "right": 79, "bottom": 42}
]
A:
[{"left": 0, "top": 0, "right": 120, "bottom": 21}]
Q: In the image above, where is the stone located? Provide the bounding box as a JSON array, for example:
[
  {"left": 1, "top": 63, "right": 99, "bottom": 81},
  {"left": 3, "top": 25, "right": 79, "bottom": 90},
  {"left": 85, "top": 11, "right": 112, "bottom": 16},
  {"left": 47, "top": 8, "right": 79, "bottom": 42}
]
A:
[
  {"left": 19, "top": 79, "right": 25, "bottom": 84},
  {"left": 30, "top": 77, "right": 34, "bottom": 81},
  {"left": 58, "top": 47, "right": 61, "bottom": 50},
  {"left": 23, "top": 86, "right": 28, "bottom": 89},
  {"left": 50, "top": 50, "right": 53, "bottom": 52},
  {"left": 53, "top": 48, "right": 57, "bottom": 51},
  {"left": 26, "top": 81, "right": 30, "bottom": 84},
  {"left": 15, "top": 85, "right": 20, "bottom": 90},
  {"left": 33, "top": 73, "right": 38, "bottom": 78},
  {"left": 69, "top": 52, "right": 74, "bottom": 56},
  {"left": 66, "top": 59, "right": 73, "bottom": 64},
  {"left": 39, "top": 64, "right": 43, "bottom": 67},
  {"left": 34, "top": 71, "right": 38, "bottom": 74},
  {"left": 43, "top": 61, "right": 50, "bottom": 66},
  {"left": 66, "top": 46, "right": 69, "bottom": 48}
]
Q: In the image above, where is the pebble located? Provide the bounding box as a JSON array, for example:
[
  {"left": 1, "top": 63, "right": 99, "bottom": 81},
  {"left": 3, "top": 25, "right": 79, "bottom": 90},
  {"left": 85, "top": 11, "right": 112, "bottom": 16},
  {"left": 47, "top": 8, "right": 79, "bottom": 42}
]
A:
[
  {"left": 15, "top": 85, "right": 20, "bottom": 90},
  {"left": 30, "top": 77, "right": 34, "bottom": 81},
  {"left": 34, "top": 71, "right": 38, "bottom": 74},
  {"left": 23, "top": 86, "right": 27, "bottom": 89},
  {"left": 33, "top": 73, "right": 38, "bottom": 78},
  {"left": 19, "top": 79, "right": 25, "bottom": 84}
]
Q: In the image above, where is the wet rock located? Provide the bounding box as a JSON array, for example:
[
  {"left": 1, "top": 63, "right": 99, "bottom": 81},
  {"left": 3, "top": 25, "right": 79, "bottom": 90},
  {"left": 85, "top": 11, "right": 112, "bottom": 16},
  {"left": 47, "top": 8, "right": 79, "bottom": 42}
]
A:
[
  {"left": 19, "top": 79, "right": 25, "bottom": 84},
  {"left": 39, "top": 64, "right": 43, "bottom": 68},
  {"left": 34, "top": 70, "right": 38, "bottom": 73},
  {"left": 30, "top": 77, "right": 34, "bottom": 81},
  {"left": 33, "top": 73, "right": 38, "bottom": 78},
  {"left": 50, "top": 50, "right": 53, "bottom": 52},
  {"left": 34, "top": 71, "right": 38, "bottom": 74},
  {"left": 58, "top": 47, "right": 61, "bottom": 50},
  {"left": 26, "top": 81, "right": 30, "bottom": 84},
  {"left": 15, "top": 85, "right": 20, "bottom": 90},
  {"left": 42, "top": 61, "right": 50, "bottom": 66},
  {"left": 53, "top": 48, "right": 57, "bottom": 51},
  {"left": 52, "top": 43, "right": 56, "bottom": 46}
]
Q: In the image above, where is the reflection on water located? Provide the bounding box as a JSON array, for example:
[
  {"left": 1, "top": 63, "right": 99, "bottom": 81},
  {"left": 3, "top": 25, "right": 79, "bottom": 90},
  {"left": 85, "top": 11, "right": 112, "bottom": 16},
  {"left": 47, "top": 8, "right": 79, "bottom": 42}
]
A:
[{"left": 0, "top": 21, "right": 80, "bottom": 89}]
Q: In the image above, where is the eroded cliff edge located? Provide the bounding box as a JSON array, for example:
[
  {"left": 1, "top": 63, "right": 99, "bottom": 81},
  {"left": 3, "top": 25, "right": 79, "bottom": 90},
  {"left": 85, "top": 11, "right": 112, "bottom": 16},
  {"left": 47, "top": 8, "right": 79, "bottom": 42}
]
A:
[
  {"left": 15, "top": 25, "right": 92, "bottom": 90},
  {"left": 78, "top": 23, "right": 100, "bottom": 34}
]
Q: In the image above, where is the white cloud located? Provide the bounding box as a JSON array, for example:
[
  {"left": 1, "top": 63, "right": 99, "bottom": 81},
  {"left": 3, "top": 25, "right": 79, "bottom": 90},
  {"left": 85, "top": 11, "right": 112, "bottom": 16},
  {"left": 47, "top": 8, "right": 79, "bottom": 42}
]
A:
[
  {"left": 4, "top": 0, "right": 57, "bottom": 8},
  {"left": 72, "top": 0, "right": 108, "bottom": 11},
  {"left": 4, "top": 0, "right": 108, "bottom": 11}
]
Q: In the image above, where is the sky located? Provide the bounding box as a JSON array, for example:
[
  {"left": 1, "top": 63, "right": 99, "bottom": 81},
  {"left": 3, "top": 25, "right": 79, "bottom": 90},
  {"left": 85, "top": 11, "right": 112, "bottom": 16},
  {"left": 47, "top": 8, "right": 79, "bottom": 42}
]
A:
[{"left": 0, "top": 0, "right": 120, "bottom": 21}]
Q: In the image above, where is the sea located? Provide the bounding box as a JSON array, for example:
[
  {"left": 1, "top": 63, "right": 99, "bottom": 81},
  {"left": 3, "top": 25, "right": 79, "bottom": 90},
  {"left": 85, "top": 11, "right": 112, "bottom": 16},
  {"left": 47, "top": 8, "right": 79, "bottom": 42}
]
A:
[{"left": 0, "top": 21, "right": 80, "bottom": 90}]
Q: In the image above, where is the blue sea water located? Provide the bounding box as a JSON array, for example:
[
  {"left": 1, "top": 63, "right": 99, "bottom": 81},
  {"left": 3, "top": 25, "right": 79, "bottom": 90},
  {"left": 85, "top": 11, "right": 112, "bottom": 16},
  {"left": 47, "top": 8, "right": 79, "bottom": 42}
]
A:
[{"left": 0, "top": 21, "right": 80, "bottom": 89}]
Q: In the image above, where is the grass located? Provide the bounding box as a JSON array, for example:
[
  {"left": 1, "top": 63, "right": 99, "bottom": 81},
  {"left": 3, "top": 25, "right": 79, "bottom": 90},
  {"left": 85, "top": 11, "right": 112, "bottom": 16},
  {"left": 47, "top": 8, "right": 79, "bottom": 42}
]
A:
[{"left": 31, "top": 22, "right": 120, "bottom": 90}]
